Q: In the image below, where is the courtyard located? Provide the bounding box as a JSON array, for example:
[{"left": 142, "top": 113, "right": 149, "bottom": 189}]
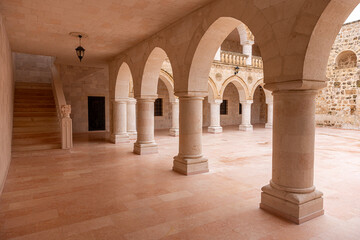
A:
[{"left": 0, "top": 126, "right": 359, "bottom": 240}]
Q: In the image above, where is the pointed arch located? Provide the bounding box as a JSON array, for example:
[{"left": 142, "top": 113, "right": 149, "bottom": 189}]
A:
[
  {"left": 251, "top": 78, "right": 272, "bottom": 103},
  {"left": 303, "top": 0, "right": 359, "bottom": 83},
  {"left": 115, "top": 62, "right": 133, "bottom": 99},
  {"left": 207, "top": 76, "right": 219, "bottom": 103},
  {"left": 159, "top": 69, "right": 176, "bottom": 102},
  {"left": 137, "top": 47, "right": 171, "bottom": 98},
  {"left": 220, "top": 75, "right": 249, "bottom": 102}
]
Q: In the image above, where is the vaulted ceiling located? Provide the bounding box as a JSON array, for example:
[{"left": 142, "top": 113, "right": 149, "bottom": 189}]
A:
[{"left": 0, "top": 0, "right": 214, "bottom": 65}]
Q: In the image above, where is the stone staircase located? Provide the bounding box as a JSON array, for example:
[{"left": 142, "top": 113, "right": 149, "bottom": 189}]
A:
[{"left": 12, "top": 82, "right": 61, "bottom": 152}]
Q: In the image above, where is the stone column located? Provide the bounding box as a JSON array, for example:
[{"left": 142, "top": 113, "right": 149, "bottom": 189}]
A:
[
  {"left": 133, "top": 97, "right": 158, "bottom": 154},
  {"left": 239, "top": 100, "right": 253, "bottom": 131},
  {"left": 111, "top": 99, "right": 129, "bottom": 143},
  {"left": 260, "top": 90, "right": 324, "bottom": 224},
  {"left": 60, "top": 105, "right": 73, "bottom": 149},
  {"left": 173, "top": 95, "right": 208, "bottom": 175},
  {"left": 127, "top": 98, "right": 137, "bottom": 140},
  {"left": 242, "top": 41, "right": 253, "bottom": 66},
  {"left": 169, "top": 99, "right": 179, "bottom": 136},
  {"left": 265, "top": 102, "right": 273, "bottom": 129},
  {"left": 208, "top": 99, "right": 222, "bottom": 133}
]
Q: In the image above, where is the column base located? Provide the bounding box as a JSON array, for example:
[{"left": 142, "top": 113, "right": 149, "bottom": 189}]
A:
[
  {"left": 260, "top": 184, "right": 324, "bottom": 224},
  {"left": 208, "top": 126, "right": 223, "bottom": 134},
  {"left": 265, "top": 123, "right": 273, "bottom": 129},
  {"left": 169, "top": 128, "right": 179, "bottom": 137},
  {"left": 127, "top": 131, "right": 137, "bottom": 140},
  {"left": 133, "top": 142, "right": 158, "bottom": 155},
  {"left": 110, "top": 134, "right": 130, "bottom": 143},
  {"left": 173, "top": 155, "right": 209, "bottom": 175},
  {"left": 239, "top": 124, "right": 253, "bottom": 131}
]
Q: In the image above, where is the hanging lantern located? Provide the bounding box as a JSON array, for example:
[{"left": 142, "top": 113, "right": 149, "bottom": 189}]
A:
[
  {"left": 234, "top": 66, "right": 239, "bottom": 75},
  {"left": 75, "top": 35, "right": 85, "bottom": 62}
]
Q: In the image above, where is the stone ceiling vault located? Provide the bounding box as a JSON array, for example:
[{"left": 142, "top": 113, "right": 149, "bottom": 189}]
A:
[{"left": 0, "top": 0, "right": 213, "bottom": 65}]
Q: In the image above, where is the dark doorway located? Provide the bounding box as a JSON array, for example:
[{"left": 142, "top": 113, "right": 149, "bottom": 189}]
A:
[{"left": 88, "top": 96, "right": 105, "bottom": 131}]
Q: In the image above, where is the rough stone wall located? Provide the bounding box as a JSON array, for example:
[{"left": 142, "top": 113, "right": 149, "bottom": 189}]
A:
[
  {"left": 0, "top": 16, "right": 14, "bottom": 195},
  {"left": 220, "top": 83, "right": 242, "bottom": 126},
  {"left": 13, "top": 53, "right": 52, "bottom": 83},
  {"left": 61, "top": 65, "right": 110, "bottom": 133},
  {"left": 221, "top": 40, "right": 242, "bottom": 53},
  {"left": 154, "top": 79, "right": 171, "bottom": 129},
  {"left": 251, "top": 86, "right": 267, "bottom": 124},
  {"left": 315, "top": 20, "right": 360, "bottom": 129}
]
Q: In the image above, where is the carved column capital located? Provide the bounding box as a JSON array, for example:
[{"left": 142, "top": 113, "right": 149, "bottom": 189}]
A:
[{"left": 61, "top": 105, "right": 71, "bottom": 118}]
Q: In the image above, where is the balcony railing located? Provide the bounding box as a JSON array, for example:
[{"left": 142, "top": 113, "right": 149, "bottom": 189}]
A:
[
  {"left": 218, "top": 50, "right": 263, "bottom": 69},
  {"left": 252, "top": 56, "right": 263, "bottom": 68},
  {"left": 220, "top": 51, "right": 247, "bottom": 66}
]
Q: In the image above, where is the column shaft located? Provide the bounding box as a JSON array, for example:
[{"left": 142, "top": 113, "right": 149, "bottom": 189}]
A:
[
  {"left": 260, "top": 90, "right": 324, "bottom": 224},
  {"left": 169, "top": 99, "right": 179, "bottom": 136},
  {"left": 265, "top": 102, "right": 273, "bottom": 128},
  {"left": 239, "top": 100, "right": 253, "bottom": 131},
  {"left": 111, "top": 100, "right": 129, "bottom": 143},
  {"left": 173, "top": 96, "right": 208, "bottom": 175},
  {"left": 133, "top": 98, "right": 158, "bottom": 154},
  {"left": 127, "top": 98, "right": 137, "bottom": 140},
  {"left": 208, "top": 100, "right": 222, "bottom": 133},
  {"left": 243, "top": 43, "right": 253, "bottom": 66}
]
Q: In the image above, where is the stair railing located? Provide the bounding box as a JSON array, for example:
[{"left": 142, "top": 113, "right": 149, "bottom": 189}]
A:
[{"left": 50, "top": 63, "right": 73, "bottom": 149}]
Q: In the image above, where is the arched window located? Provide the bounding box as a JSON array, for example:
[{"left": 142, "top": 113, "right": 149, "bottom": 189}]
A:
[{"left": 336, "top": 50, "right": 357, "bottom": 69}]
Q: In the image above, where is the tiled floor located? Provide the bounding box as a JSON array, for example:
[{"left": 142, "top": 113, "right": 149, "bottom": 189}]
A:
[{"left": 0, "top": 126, "right": 360, "bottom": 240}]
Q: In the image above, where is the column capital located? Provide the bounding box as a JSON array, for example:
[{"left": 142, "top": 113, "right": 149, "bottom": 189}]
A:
[
  {"left": 175, "top": 91, "right": 207, "bottom": 98},
  {"left": 241, "top": 40, "right": 254, "bottom": 46},
  {"left": 170, "top": 98, "right": 179, "bottom": 104},
  {"left": 135, "top": 96, "right": 157, "bottom": 102},
  {"left": 209, "top": 99, "right": 223, "bottom": 105},
  {"left": 113, "top": 98, "right": 129, "bottom": 104},
  {"left": 264, "top": 79, "right": 327, "bottom": 92},
  {"left": 127, "top": 98, "right": 137, "bottom": 104},
  {"left": 240, "top": 100, "right": 253, "bottom": 104}
]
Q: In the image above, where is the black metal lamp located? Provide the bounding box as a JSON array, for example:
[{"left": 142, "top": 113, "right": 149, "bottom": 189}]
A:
[
  {"left": 75, "top": 35, "right": 85, "bottom": 62},
  {"left": 234, "top": 66, "right": 239, "bottom": 75}
]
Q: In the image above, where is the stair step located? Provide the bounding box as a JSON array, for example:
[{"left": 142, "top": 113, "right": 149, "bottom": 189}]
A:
[
  {"left": 13, "top": 126, "right": 60, "bottom": 133},
  {"left": 12, "top": 143, "right": 61, "bottom": 152},
  {"left": 13, "top": 116, "right": 58, "bottom": 122},
  {"left": 13, "top": 112, "right": 58, "bottom": 117},
  {"left": 13, "top": 121, "right": 59, "bottom": 127},
  {"left": 14, "top": 103, "right": 56, "bottom": 108},
  {"left": 13, "top": 132, "right": 61, "bottom": 139},
  {"left": 14, "top": 108, "right": 57, "bottom": 113},
  {"left": 12, "top": 136, "right": 61, "bottom": 145},
  {"left": 15, "top": 82, "right": 52, "bottom": 89}
]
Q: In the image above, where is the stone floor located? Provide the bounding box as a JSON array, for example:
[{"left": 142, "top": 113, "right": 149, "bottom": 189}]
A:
[{"left": 0, "top": 126, "right": 360, "bottom": 240}]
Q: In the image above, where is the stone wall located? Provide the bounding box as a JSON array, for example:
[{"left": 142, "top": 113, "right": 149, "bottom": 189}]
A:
[
  {"left": 220, "top": 83, "right": 242, "bottom": 126},
  {"left": 13, "top": 53, "right": 52, "bottom": 83},
  {"left": 221, "top": 40, "right": 242, "bottom": 53},
  {"left": 154, "top": 79, "right": 171, "bottom": 129},
  {"left": 316, "top": 20, "right": 360, "bottom": 129},
  {"left": 251, "top": 86, "right": 267, "bottom": 124},
  {"left": 0, "top": 16, "right": 14, "bottom": 195},
  {"left": 61, "top": 65, "right": 110, "bottom": 133}
]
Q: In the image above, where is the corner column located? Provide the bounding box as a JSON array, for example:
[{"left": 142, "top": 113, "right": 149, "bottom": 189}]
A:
[
  {"left": 239, "top": 100, "right": 253, "bottom": 131},
  {"left": 127, "top": 98, "right": 137, "bottom": 140},
  {"left": 169, "top": 99, "right": 179, "bottom": 136},
  {"left": 242, "top": 41, "right": 253, "bottom": 66},
  {"left": 60, "top": 105, "right": 73, "bottom": 149},
  {"left": 173, "top": 95, "right": 208, "bottom": 175},
  {"left": 208, "top": 99, "right": 222, "bottom": 133},
  {"left": 265, "top": 102, "right": 273, "bottom": 129},
  {"left": 111, "top": 99, "right": 130, "bottom": 143},
  {"left": 133, "top": 97, "right": 158, "bottom": 154},
  {"left": 260, "top": 90, "right": 324, "bottom": 224}
]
